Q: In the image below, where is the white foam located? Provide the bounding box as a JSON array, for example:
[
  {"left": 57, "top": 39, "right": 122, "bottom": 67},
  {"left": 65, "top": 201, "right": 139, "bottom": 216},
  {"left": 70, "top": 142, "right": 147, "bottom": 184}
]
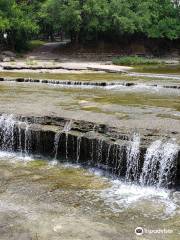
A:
[
  {"left": 100, "top": 179, "right": 177, "bottom": 218},
  {"left": 63, "top": 162, "right": 81, "bottom": 169},
  {"left": 0, "top": 151, "right": 32, "bottom": 162},
  {"left": 140, "top": 140, "right": 179, "bottom": 188}
]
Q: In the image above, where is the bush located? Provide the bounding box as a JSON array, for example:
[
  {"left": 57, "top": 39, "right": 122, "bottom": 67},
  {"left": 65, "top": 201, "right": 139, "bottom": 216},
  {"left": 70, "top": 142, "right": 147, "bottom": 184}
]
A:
[{"left": 112, "top": 56, "right": 162, "bottom": 66}]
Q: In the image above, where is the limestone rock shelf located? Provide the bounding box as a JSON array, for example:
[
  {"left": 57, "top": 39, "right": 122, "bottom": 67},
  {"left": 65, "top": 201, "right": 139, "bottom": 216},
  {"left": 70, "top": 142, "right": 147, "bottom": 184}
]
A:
[{"left": 0, "top": 114, "right": 179, "bottom": 188}]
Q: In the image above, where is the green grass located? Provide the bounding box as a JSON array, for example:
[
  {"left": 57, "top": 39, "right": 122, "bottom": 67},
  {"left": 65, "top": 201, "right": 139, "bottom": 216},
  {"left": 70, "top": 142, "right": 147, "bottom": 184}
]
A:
[
  {"left": 134, "top": 64, "right": 180, "bottom": 74},
  {"left": 27, "top": 40, "right": 46, "bottom": 51},
  {"left": 112, "top": 56, "right": 163, "bottom": 66}
]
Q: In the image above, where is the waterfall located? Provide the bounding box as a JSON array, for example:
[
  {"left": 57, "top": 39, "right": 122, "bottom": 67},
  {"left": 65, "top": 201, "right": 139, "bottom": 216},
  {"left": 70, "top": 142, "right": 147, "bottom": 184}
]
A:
[
  {"left": 24, "top": 124, "right": 32, "bottom": 155},
  {"left": 76, "top": 137, "right": 81, "bottom": 163},
  {"left": 125, "top": 133, "right": 140, "bottom": 182},
  {"left": 140, "top": 140, "right": 162, "bottom": 186},
  {"left": 0, "top": 114, "right": 15, "bottom": 151},
  {"left": 113, "top": 144, "right": 124, "bottom": 176},
  {"left": 106, "top": 144, "right": 112, "bottom": 170},
  {"left": 65, "top": 133, "right": 68, "bottom": 160},
  {"left": 0, "top": 114, "right": 179, "bottom": 189},
  {"left": 53, "top": 120, "right": 72, "bottom": 160},
  {"left": 64, "top": 120, "right": 72, "bottom": 132},
  {"left": 140, "top": 140, "right": 179, "bottom": 188},
  {"left": 54, "top": 132, "right": 62, "bottom": 160},
  {"left": 91, "top": 139, "right": 94, "bottom": 164},
  {"left": 18, "top": 122, "right": 22, "bottom": 153},
  {"left": 0, "top": 114, "right": 31, "bottom": 155},
  {"left": 158, "top": 142, "right": 179, "bottom": 187},
  {"left": 97, "top": 139, "right": 103, "bottom": 164}
]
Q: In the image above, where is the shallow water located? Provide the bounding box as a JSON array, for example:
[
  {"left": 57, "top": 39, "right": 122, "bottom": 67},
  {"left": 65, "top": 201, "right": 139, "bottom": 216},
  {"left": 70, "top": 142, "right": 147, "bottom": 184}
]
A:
[
  {"left": 0, "top": 81, "right": 179, "bottom": 134},
  {"left": 0, "top": 152, "right": 179, "bottom": 240},
  {"left": 0, "top": 71, "right": 180, "bottom": 84},
  {"left": 134, "top": 64, "right": 180, "bottom": 75}
]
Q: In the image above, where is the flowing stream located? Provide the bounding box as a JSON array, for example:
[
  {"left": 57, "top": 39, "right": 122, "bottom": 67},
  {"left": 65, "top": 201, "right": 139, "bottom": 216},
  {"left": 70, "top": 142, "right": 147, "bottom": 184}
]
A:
[{"left": 0, "top": 114, "right": 179, "bottom": 239}]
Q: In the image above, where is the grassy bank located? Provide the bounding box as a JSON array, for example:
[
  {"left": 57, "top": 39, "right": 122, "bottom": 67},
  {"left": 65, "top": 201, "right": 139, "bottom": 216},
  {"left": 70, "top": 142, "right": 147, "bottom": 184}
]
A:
[
  {"left": 112, "top": 56, "right": 163, "bottom": 66},
  {"left": 27, "top": 40, "right": 46, "bottom": 51}
]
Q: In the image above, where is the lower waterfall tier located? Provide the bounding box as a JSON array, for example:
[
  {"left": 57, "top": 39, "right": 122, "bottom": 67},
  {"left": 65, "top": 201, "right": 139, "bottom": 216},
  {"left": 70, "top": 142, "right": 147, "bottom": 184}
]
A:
[{"left": 0, "top": 114, "right": 179, "bottom": 188}]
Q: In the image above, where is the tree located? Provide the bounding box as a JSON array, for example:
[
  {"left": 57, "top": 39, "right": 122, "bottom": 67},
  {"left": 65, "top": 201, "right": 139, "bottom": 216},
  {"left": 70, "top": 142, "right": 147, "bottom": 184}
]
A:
[
  {"left": 82, "top": 0, "right": 110, "bottom": 41},
  {"left": 60, "top": 0, "right": 82, "bottom": 43},
  {"left": 38, "top": 0, "right": 62, "bottom": 40},
  {"left": 38, "top": 0, "right": 82, "bottom": 43},
  {"left": 145, "top": 0, "right": 180, "bottom": 40},
  {"left": 108, "top": 0, "right": 180, "bottom": 40},
  {"left": 0, "top": 0, "right": 38, "bottom": 50},
  {"left": 1, "top": 0, "right": 180, "bottom": 50}
]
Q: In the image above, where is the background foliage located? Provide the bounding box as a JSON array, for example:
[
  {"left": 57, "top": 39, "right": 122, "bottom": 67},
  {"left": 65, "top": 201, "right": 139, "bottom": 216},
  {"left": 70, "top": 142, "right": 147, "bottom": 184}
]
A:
[{"left": 0, "top": 0, "right": 179, "bottom": 51}]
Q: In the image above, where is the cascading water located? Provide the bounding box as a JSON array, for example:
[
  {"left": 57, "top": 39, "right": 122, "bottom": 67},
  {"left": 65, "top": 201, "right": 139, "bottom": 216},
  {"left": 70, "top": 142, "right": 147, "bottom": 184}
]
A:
[
  {"left": 18, "top": 122, "right": 22, "bottom": 154},
  {"left": 140, "top": 140, "right": 179, "bottom": 188},
  {"left": 54, "top": 132, "right": 62, "bottom": 160},
  {"left": 0, "top": 114, "right": 31, "bottom": 155},
  {"left": 53, "top": 120, "right": 72, "bottom": 160},
  {"left": 65, "top": 133, "right": 68, "bottom": 160},
  {"left": 106, "top": 144, "right": 112, "bottom": 170},
  {"left": 52, "top": 126, "right": 179, "bottom": 188},
  {"left": 97, "top": 139, "right": 103, "bottom": 164},
  {"left": 113, "top": 144, "right": 124, "bottom": 176},
  {"left": 24, "top": 123, "right": 32, "bottom": 155},
  {"left": 64, "top": 120, "right": 72, "bottom": 132},
  {"left": 76, "top": 137, "right": 81, "bottom": 163},
  {"left": 140, "top": 140, "right": 162, "bottom": 186},
  {"left": 158, "top": 141, "right": 179, "bottom": 188},
  {"left": 125, "top": 133, "right": 140, "bottom": 182},
  {"left": 90, "top": 139, "right": 94, "bottom": 165},
  {"left": 0, "top": 114, "right": 179, "bottom": 189},
  {"left": 0, "top": 114, "right": 15, "bottom": 151}
]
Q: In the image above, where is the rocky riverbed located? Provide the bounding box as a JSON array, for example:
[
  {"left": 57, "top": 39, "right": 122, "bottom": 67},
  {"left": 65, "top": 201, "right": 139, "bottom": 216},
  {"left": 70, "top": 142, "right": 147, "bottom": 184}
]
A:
[
  {"left": 0, "top": 51, "right": 180, "bottom": 239},
  {"left": 0, "top": 153, "right": 179, "bottom": 240}
]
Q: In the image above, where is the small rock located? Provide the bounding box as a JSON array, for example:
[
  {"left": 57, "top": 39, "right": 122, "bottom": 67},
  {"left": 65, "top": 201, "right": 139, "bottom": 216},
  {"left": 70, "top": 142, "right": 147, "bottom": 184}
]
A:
[
  {"left": 2, "top": 50, "right": 16, "bottom": 58},
  {"left": 53, "top": 224, "right": 63, "bottom": 232},
  {"left": 2, "top": 57, "right": 15, "bottom": 62}
]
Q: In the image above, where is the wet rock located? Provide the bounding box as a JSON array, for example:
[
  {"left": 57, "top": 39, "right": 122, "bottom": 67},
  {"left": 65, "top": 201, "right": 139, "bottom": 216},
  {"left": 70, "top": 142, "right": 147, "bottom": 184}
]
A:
[
  {"left": 0, "top": 77, "right": 180, "bottom": 91},
  {"left": 124, "top": 82, "right": 135, "bottom": 86},
  {"left": 3, "top": 57, "right": 15, "bottom": 62}
]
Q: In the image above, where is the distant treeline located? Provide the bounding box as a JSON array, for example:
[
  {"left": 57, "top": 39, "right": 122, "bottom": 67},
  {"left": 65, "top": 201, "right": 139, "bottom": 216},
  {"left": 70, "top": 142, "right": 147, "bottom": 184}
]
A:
[{"left": 0, "top": 0, "right": 180, "bottom": 51}]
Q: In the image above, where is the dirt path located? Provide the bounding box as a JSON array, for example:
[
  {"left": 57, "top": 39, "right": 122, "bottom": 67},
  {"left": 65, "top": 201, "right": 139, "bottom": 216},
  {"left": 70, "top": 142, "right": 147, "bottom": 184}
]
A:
[{"left": 26, "top": 41, "right": 68, "bottom": 60}]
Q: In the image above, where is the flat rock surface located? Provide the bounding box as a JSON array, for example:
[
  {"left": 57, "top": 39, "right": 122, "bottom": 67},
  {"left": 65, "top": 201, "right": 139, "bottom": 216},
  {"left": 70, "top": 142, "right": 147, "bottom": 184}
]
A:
[
  {"left": 0, "top": 60, "right": 132, "bottom": 73},
  {"left": 0, "top": 81, "right": 179, "bottom": 143}
]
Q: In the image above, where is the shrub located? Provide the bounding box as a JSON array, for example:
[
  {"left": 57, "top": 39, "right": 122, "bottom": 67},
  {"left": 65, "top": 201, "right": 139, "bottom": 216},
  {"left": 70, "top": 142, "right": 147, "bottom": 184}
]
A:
[{"left": 112, "top": 56, "right": 162, "bottom": 66}]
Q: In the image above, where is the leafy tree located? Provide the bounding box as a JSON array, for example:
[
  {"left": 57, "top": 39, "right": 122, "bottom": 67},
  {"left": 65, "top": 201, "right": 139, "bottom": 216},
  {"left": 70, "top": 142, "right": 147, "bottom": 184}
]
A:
[
  {"left": 82, "top": 0, "right": 110, "bottom": 41},
  {"left": 0, "top": 0, "right": 38, "bottom": 50},
  {"left": 0, "top": 0, "right": 180, "bottom": 50},
  {"left": 38, "top": 0, "right": 82, "bottom": 42},
  {"left": 38, "top": 0, "right": 62, "bottom": 40},
  {"left": 60, "top": 0, "right": 82, "bottom": 43},
  {"left": 145, "top": 0, "right": 180, "bottom": 40}
]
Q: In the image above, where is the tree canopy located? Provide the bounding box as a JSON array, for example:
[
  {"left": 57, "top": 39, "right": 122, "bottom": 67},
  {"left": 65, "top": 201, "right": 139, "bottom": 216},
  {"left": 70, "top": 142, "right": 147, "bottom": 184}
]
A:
[
  {"left": 0, "top": 0, "right": 39, "bottom": 50},
  {"left": 0, "top": 0, "right": 179, "bottom": 50}
]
